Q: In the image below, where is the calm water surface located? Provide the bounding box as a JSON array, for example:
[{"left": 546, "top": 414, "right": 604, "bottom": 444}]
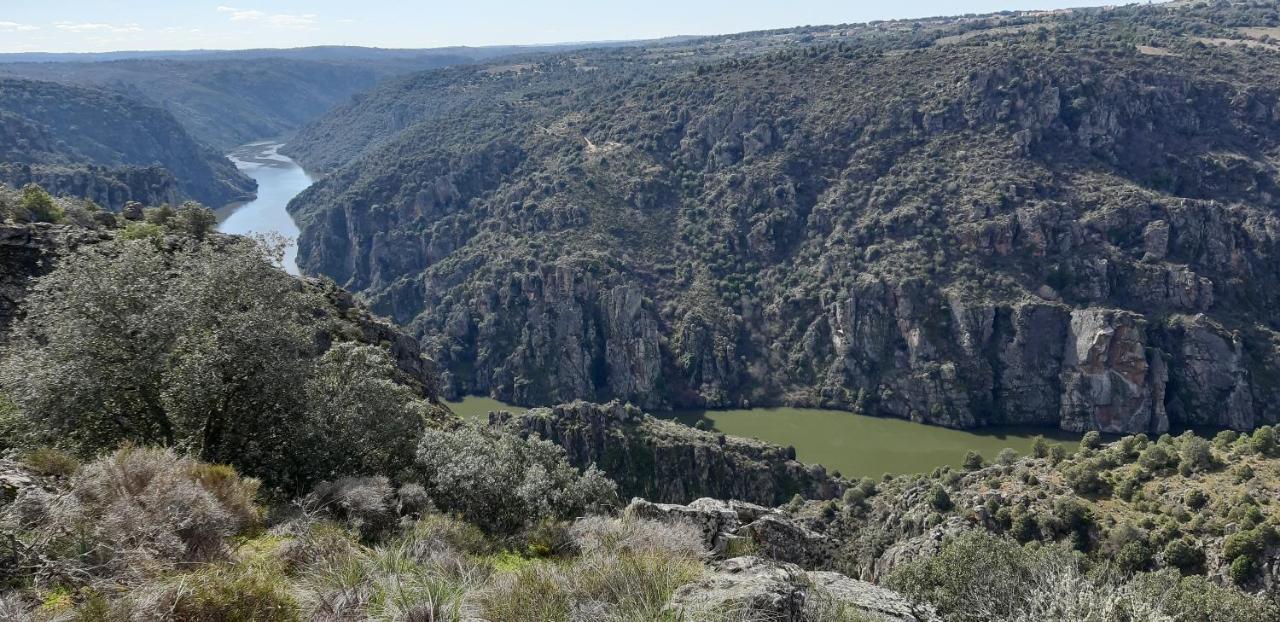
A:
[
  {"left": 216, "top": 142, "right": 312, "bottom": 275},
  {"left": 446, "top": 396, "right": 1079, "bottom": 479}
]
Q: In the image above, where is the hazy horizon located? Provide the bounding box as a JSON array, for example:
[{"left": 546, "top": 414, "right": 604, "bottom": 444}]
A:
[{"left": 0, "top": 0, "right": 1150, "bottom": 54}]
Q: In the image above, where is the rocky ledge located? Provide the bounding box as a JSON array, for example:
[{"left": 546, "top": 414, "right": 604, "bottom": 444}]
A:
[
  {"left": 489, "top": 400, "right": 847, "bottom": 506},
  {"left": 665, "top": 556, "right": 940, "bottom": 622}
]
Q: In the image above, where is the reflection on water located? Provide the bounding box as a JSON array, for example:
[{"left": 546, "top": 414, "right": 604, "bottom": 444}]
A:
[
  {"left": 216, "top": 142, "right": 312, "bottom": 275},
  {"left": 446, "top": 396, "right": 1080, "bottom": 479}
]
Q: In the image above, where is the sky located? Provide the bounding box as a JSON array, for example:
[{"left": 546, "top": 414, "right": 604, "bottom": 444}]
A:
[{"left": 0, "top": 1, "right": 1136, "bottom": 53}]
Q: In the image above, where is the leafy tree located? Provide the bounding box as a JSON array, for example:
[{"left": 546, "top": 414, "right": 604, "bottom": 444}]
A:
[
  {"left": 0, "top": 237, "right": 418, "bottom": 490},
  {"left": 414, "top": 424, "right": 617, "bottom": 534},
  {"left": 1030, "top": 435, "right": 1049, "bottom": 459},
  {"left": 173, "top": 201, "right": 218, "bottom": 240},
  {"left": 301, "top": 342, "right": 431, "bottom": 481}
]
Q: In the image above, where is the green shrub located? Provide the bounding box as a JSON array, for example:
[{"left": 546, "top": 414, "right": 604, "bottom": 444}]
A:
[
  {"left": 415, "top": 424, "right": 618, "bottom": 534},
  {"left": 889, "top": 531, "right": 1274, "bottom": 622},
  {"left": 18, "top": 447, "right": 79, "bottom": 477},
  {"left": 1249, "top": 426, "right": 1277, "bottom": 457},
  {"left": 962, "top": 451, "right": 985, "bottom": 471},
  {"left": 1063, "top": 457, "right": 1109, "bottom": 495},
  {"left": 1162, "top": 538, "right": 1203, "bottom": 573},
  {"left": 928, "top": 484, "right": 951, "bottom": 511},
  {"left": 996, "top": 448, "right": 1018, "bottom": 465},
  {"left": 143, "top": 204, "right": 175, "bottom": 225},
  {"left": 18, "top": 185, "right": 62, "bottom": 223},
  {"left": 1030, "top": 435, "right": 1049, "bottom": 459},
  {"left": 1080, "top": 431, "right": 1103, "bottom": 451},
  {"left": 1010, "top": 511, "right": 1038, "bottom": 543},
  {"left": 1178, "top": 434, "right": 1216, "bottom": 474},
  {"left": 1230, "top": 554, "right": 1256, "bottom": 586},
  {"left": 1115, "top": 540, "right": 1153, "bottom": 574},
  {"left": 120, "top": 221, "right": 165, "bottom": 240},
  {"left": 1138, "top": 444, "right": 1176, "bottom": 472},
  {"left": 136, "top": 558, "right": 299, "bottom": 621}
]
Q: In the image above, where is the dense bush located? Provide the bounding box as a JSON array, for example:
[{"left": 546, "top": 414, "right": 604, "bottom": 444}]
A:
[
  {"left": 415, "top": 424, "right": 618, "bottom": 534},
  {"left": 302, "top": 476, "right": 400, "bottom": 543},
  {"left": 1, "top": 446, "right": 262, "bottom": 584},
  {"left": 0, "top": 238, "right": 429, "bottom": 491}
]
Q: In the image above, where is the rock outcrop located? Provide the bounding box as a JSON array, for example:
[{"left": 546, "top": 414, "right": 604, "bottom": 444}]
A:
[
  {"left": 627, "top": 497, "right": 837, "bottom": 569},
  {"left": 0, "top": 163, "right": 180, "bottom": 212},
  {"left": 491, "top": 401, "right": 847, "bottom": 506},
  {"left": 664, "top": 556, "right": 940, "bottom": 622},
  {"left": 0, "top": 222, "right": 111, "bottom": 332}
]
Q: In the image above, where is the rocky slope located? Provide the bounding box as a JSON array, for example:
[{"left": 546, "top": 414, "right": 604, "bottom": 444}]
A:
[
  {"left": 288, "top": 2, "right": 1280, "bottom": 434},
  {"left": 490, "top": 401, "right": 846, "bottom": 506},
  {"left": 0, "top": 78, "right": 253, "bottom": 207}
]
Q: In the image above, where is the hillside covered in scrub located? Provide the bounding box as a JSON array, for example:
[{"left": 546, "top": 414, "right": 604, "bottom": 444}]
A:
[
  {"left": 0, "top": 78, "right": 255, "bottom": 209},
  {"left": 285, "top": 0, "right": 1280, "bottom": 436},
  {"left": 0, "top": 205, "right": 1276, "bottom": 620}
]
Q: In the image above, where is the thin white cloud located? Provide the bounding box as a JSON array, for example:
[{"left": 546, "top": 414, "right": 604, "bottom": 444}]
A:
[
  {"left": 0, "top": 21, "right": 39, "bottom": 32},
  {"left": 217, "top": 6, "right": 318, "bottom": 30},
  {"left": 54, "top": 22, "right": 143, "bottom": 34}
]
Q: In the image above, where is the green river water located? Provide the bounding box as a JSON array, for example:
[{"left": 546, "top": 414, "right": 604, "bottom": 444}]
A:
[{"left": 446, "top": 397, "right": 1079, "bottom": 479}]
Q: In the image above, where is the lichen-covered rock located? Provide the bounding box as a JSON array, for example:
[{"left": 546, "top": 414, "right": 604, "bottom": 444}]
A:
[
  {"left": 625, "top": 496, "right": 836, "bottom": 569},
  {"left": 740, "top": 514, "right": 835, "bottom": 569},
  {"left": 625, "top": 497, "right": 743, "bottom": 554},
  {"left": 664, "top": 556, "right": 939, "bottom": 622},
  {"left": 493, "top": 401, "right": 847, "bottom": 506}
]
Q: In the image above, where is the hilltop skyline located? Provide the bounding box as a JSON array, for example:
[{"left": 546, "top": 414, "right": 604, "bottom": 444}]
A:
[{"left": 2, "top": 0, "right": 1142, "bottom": 53}]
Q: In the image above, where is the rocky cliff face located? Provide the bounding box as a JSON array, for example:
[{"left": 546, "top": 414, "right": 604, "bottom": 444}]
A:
[
  {"left": 290, "top": 3, "right": 1280, "bottom": 434},
  {"left": 0, "top": 163, "right": 180, "bottom": 211},
  {"left": 490, "top": 401, "right": 846, "bottom": 506},
  {"left": 0, "top": 222, "right": 110, "bottom": 332}
]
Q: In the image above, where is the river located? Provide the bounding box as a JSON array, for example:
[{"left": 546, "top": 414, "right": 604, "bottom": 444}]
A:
[
  {"left": 216, "top": 142, "right": 312, "bottom": 275},
  {"left": 446, "top": 396, "right": 1079, "bottom": 479}
]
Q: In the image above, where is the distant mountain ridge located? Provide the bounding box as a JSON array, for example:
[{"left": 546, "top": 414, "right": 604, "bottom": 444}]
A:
[
  {"left": 0, "top": 77, "right": 253, "bottom": 208},
  {"left": 0, "top": 42, "right": 674, "bottom": 150}
]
